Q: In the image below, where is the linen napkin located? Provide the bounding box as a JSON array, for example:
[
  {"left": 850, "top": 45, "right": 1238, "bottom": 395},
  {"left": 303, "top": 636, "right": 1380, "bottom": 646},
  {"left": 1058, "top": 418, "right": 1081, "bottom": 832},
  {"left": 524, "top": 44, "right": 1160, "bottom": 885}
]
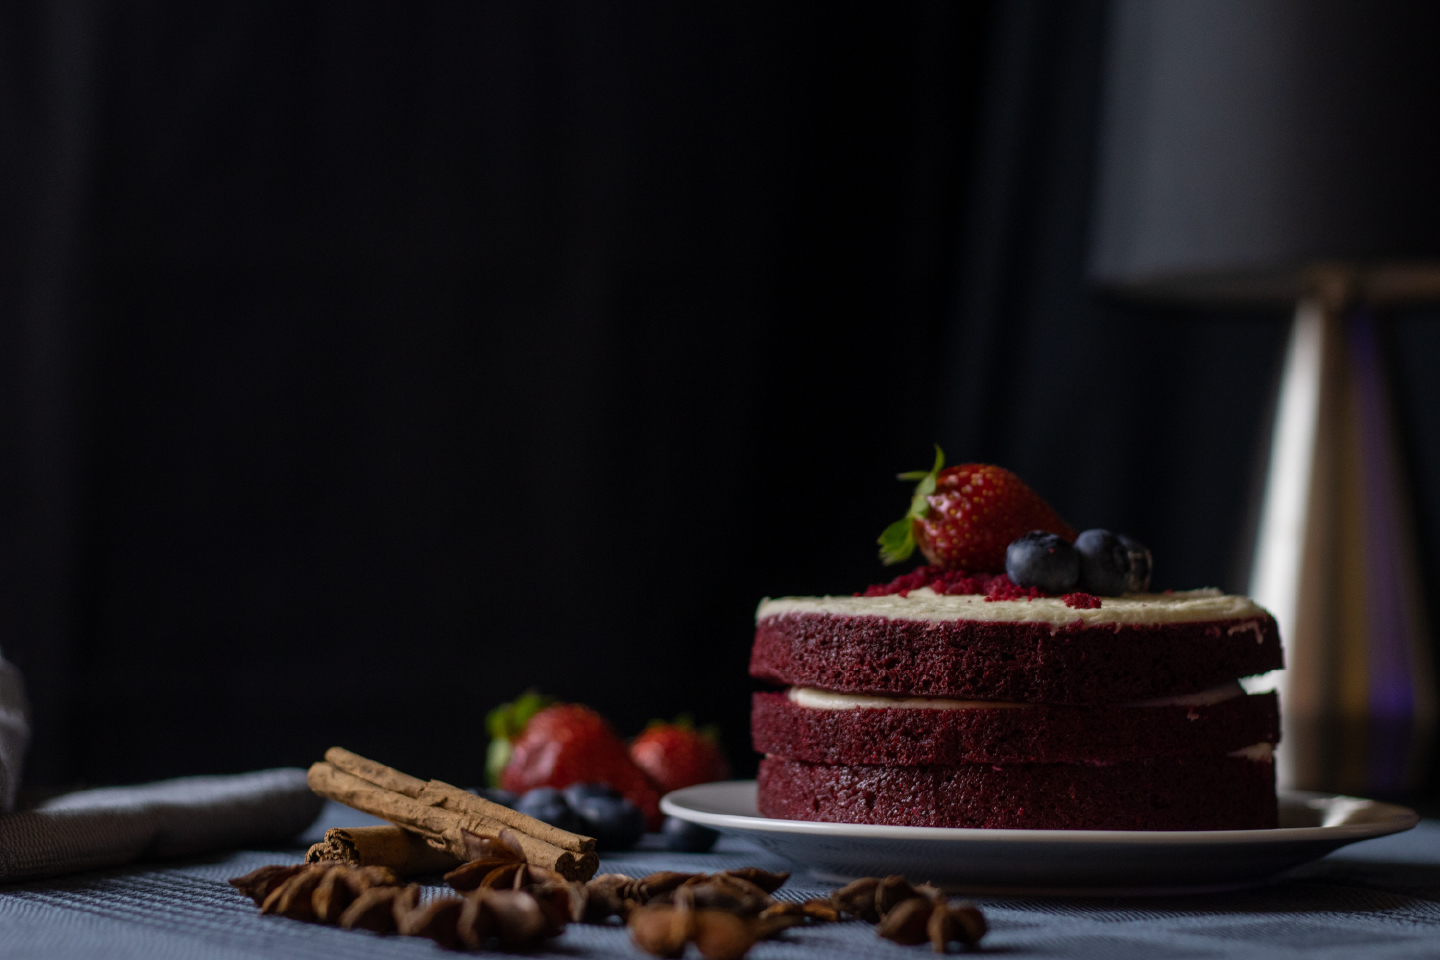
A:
[
  {"left": 0, "top": 767, "right": 323, "bottom": 883},
  {"left": 0, "top": 653, "right": 29, "bottom": 812}
]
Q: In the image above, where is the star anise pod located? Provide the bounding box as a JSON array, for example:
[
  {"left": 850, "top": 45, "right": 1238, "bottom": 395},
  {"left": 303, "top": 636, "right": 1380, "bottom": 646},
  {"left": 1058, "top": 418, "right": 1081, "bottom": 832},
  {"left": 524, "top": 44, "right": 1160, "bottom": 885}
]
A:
[
  {"left": 461, "top": 827, "right": 528, "bottom": 862},
  {"left": 397, "top": 896, "right": 467, "bottom": 949},
  {"left": 718, "top": 868, "right": 789, "bottom": 894},
  {"left": 443, "top": 828, "right": 529, "bottom": 891},
  {"left": 261, "top": 865, "right": 330, "bottom": 921},
  {"left": 928, "top": 901, "right": 987, "bottom": 952},
  {"left": 530, "top": 879, "right": 588, "bottom": 923},
  {"left": 338, "top": 885, "right": 410, "bottom": 934},
  {"left": 758, "top": 898, "right": 841, "bottom": 925},
  {"left": 229, "top": 864, "right": 307, "bottom": 906},
  {"left": 875, "top": 874, "right": 923, "bottom": 918},
  {"left": 875, "top": 890, "right": 987, "bottom": 953},
  {"left": 628, "top": 891, "right": 696, "bottom": 960},
  {"left": 830, "top": 876, "right": 881, "bottom": 922},
  {"left": 877, "top": 896, "right": 933, "bottom": 946},
  {"left": 581, "top": 873, "right": 645, "bottom": 922},
  {"left": 636, "top": 871, "right": 701, "bottom": 900},
  {"left": 668, "top": 873, "right": 773, "bottom": 917},
  {"left": 690, "top": 909, "right": 762, "bottom": 960},
  {"left": 483, "top": 888, "right": 567, "bottom": 950},
  {"left": 312, "top": 865, "right": 398, "bottom": 923}
]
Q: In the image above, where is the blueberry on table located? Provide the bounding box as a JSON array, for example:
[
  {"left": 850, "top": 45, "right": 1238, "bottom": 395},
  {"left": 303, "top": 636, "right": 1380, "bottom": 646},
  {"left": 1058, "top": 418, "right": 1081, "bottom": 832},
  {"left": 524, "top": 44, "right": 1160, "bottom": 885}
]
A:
[
  {"left": 514, "top": 787, "right": 581, "bottom": 832},
  {"left": 1005, "top": 531, "right": 1080, "bottom": 593},
  {"left": 1118, "top": 534, "right": 1153, "bottom": 592},
  {"left": 563, "top": 782, "right": 619, "bottom": 807},
  {"left": 574, "top": 795, "right": 646, "bottom": 851},
  {"left": 1075, "top": 529, "right": 1141, "bottom": 596},
  {"left": 660, "top": 815, "right": 719, "bottom": 853}
]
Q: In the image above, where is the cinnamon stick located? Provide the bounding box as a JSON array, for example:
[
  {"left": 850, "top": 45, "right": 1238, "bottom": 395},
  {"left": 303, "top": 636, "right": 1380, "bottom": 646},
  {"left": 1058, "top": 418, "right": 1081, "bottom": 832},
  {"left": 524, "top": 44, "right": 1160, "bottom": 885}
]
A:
[
  {"left": 307, "top": 761, "right": 599, "bottom": 881},
  {"left": 324, "top": 747, "right": 594, "bottom": 855},
  {"left": 307, "top": 826, "right": 460, "bottom": 876},
  {"left": 323, "top": 747, "right": 428, "bottom": 797}
]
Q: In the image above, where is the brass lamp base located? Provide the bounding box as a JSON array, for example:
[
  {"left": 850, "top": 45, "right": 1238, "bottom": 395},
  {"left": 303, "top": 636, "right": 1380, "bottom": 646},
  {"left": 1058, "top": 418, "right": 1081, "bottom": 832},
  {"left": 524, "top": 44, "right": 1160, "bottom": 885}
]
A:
[{"left": 1247, "top": 272, "right": 1436, "bottom": 795}]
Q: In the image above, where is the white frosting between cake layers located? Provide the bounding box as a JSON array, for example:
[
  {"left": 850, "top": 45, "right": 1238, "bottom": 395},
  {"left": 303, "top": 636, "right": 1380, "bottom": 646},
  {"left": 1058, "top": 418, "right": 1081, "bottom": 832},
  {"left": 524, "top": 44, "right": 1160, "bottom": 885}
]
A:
[
  {"left": 757, "top": 588, "right": 1270, "bottom": 628},
  {"left": 1125, "top": 681, "right": 1246, "bottom": 708},
  {"left": 1228, "top": 742, "right": 1274, "bottom": 761},
  {"left": 788, "top": 687, "right": 1027, "bottom": 711},
  {"left": 786, "top": 680, "right": 1246, "bottom": 712}
]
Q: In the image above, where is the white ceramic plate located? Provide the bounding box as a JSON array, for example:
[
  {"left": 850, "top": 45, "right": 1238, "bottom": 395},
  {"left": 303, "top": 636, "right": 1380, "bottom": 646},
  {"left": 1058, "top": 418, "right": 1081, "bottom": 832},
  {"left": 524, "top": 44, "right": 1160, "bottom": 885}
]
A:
[{"left": 661, "top": 781, "right": 1418, "bottom": 895}]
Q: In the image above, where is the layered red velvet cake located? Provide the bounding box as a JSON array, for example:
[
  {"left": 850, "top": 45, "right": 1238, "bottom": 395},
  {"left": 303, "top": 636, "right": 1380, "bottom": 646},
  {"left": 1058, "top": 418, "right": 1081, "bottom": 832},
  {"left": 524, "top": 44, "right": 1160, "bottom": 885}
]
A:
[
  {"left": 751, "top": 455, "right": 1285, "bottom": 831},
  {"left": 750, "top": 587, "right": 1284, "bottom": 830}
]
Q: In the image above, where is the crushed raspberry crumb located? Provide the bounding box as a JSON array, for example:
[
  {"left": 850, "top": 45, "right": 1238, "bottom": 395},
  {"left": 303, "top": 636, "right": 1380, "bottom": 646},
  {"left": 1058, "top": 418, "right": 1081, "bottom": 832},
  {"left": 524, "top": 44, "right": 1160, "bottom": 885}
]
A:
[
  {"left": 983, "top": 578, "right": 1045, "bottom": 602},
  {"left": 859, "top": 566, "right": 1047, "bottom": 600},
  {"left": 1062, "top": 592, "right": 1101, "bottom": 609}
]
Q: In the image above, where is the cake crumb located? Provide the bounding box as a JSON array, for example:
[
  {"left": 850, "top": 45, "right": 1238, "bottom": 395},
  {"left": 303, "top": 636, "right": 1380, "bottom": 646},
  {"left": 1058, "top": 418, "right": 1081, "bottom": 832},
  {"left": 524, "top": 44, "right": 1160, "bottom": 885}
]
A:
[
  {"left": 862, "top": 566, "right": 1027, "bottom": 598},
  {"left": 1061, "top": 592, "right": 1101, "bottom": 609}
]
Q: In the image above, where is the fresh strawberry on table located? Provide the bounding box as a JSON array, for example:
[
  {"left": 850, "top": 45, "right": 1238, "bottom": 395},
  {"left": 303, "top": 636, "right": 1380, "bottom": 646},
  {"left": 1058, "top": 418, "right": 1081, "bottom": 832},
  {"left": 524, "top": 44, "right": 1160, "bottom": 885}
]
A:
[
  {"left": 489, "top": 695, "right": 662, "bottom": 829},
  {"left": 879, "top": 446, "right": 1075, "bottom": 572},
  {"left": 629, "top": 714, "right": 731, "bottom": 796},
  {"left": 485, "top": 689, "right": 552, "bottom": 787}
]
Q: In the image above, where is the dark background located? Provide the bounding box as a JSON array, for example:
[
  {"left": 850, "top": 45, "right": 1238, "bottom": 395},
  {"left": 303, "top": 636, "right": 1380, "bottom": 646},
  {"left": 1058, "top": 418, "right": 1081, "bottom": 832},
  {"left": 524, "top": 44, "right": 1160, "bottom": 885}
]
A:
[{"left": 2, "top": 1, "right": 1437, "bottom": 797}]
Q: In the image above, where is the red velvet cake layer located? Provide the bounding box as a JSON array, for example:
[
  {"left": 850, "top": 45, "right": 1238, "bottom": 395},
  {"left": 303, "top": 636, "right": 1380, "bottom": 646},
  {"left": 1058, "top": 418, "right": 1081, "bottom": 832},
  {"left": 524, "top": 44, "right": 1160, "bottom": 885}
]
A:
[
  {"left": 757, "top": 755, "right": 1278, "bottom": 830},
  {"left": 752, "top": 690, "right": 1279, "bottom": 766},
  {"left": 751, "top": 613, "right": 1282, "bottom": 704}
]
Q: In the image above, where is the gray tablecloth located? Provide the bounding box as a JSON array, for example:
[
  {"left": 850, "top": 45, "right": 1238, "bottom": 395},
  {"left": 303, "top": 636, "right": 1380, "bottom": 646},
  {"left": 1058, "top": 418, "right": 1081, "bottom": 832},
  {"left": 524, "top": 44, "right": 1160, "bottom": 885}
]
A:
[{"left": 1, "top": 800, "right": 1437, "bottom": 959}]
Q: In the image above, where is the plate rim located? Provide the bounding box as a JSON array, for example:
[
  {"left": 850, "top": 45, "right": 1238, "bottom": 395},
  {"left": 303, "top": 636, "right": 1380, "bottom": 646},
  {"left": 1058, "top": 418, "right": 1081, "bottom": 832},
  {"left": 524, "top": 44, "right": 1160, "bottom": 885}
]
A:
[{"left": 661, "top": 780, "right": 1419, "bottom": 846}]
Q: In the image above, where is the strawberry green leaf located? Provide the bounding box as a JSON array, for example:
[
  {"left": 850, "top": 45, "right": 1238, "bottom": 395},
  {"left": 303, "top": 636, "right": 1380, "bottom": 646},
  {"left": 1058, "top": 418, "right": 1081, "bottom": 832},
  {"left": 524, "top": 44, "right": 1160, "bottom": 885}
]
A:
[
  {"left": 485, "top": 689, "right": 552, "bottom": 740},
  {"left": 877, "top": 444, "right": 946, "bottom": 565},
  {"left": 485, "top": 738, "right": 513, "bottom": 788},
  {"left": 878, "top": 517, "right": 916, "bottom": 565},
  {"left": 484, "top": 689, "right": 554, "bottom": 786}
]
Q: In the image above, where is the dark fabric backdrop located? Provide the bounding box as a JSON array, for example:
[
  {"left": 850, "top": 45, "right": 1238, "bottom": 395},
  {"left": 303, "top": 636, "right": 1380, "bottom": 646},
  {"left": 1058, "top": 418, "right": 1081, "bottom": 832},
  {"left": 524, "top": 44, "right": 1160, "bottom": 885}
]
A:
[{"left": 1, "top": 0, "right": 1436, "bottom": 798}]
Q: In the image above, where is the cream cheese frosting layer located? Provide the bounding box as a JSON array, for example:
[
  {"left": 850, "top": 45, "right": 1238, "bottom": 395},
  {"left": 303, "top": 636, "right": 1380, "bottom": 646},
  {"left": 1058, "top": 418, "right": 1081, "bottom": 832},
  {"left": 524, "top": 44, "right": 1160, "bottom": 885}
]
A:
[
  {"left": 787, "top": 680, "right": 1246, "bottom": 712},
  {"left": 757, "top": 588, "right": 1269, "bottom": 627},
  {"left": 1228, "top": 742, "right": 1274, "bottom": 761},
  {"left": 787, "top": 687, "right": 1028, "bottom": 711},
  {"left": 1125, "top": 680, "right": 1246, "bottom": 707}
]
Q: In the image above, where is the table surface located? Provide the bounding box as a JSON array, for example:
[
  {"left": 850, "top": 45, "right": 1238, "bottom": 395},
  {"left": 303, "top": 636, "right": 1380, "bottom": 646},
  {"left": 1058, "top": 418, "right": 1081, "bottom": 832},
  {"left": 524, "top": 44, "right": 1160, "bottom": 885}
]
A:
[{"left": 2, "top": 801, "right": 1437, "bottom": 959}]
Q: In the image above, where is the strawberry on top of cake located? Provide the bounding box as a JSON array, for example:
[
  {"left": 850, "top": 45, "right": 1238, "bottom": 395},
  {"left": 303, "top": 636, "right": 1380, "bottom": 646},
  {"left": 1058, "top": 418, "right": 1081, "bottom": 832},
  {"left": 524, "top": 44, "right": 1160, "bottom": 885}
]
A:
[{"left": 750, "top": 449, "right": 1283, "bottom": 831}]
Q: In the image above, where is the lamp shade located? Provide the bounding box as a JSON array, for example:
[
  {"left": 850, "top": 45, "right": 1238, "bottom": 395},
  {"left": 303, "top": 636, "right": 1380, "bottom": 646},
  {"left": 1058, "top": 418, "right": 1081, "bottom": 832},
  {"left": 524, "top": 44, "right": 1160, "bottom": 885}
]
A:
[
  {"left": 1091, "top": 0, "right": 1440, "bottom": 302},
  {"left": 1089, "top": 0, "right": 1440, "bottom": 795}
]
